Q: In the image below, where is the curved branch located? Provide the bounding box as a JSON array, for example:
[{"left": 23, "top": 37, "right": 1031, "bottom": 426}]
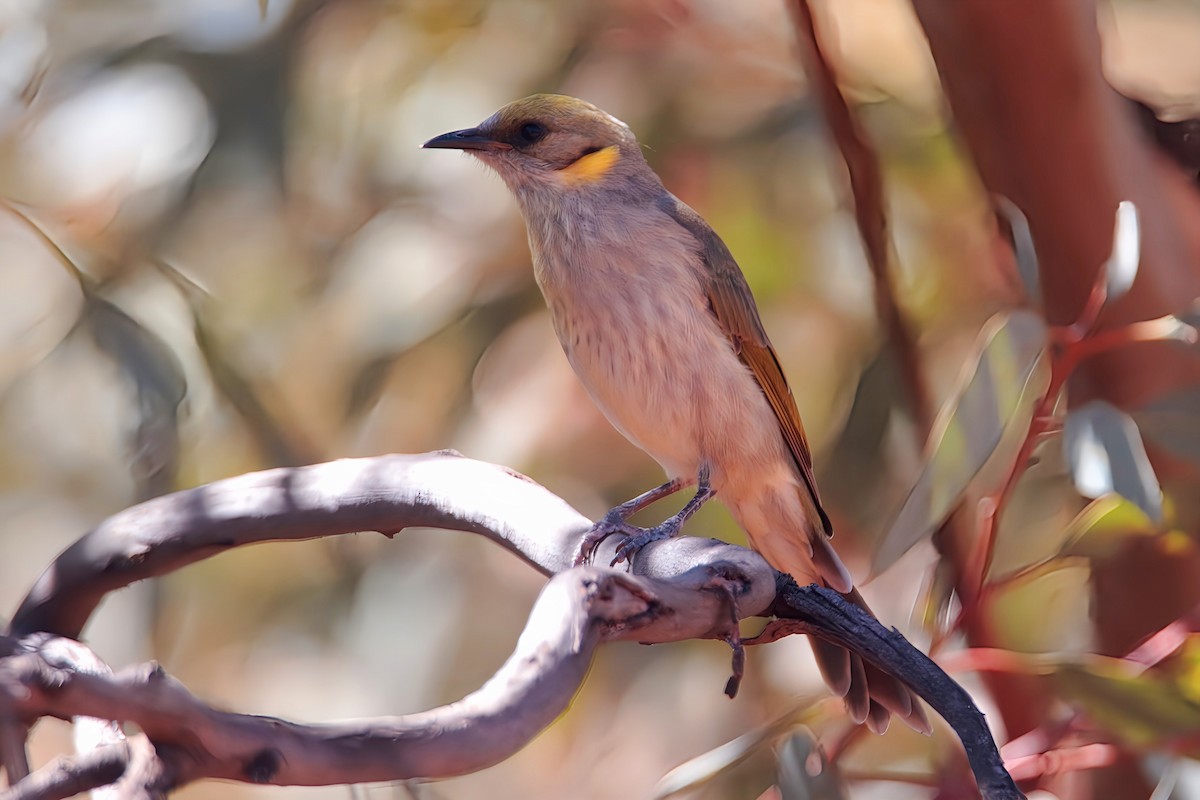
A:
[
  {"left": 2, "top": 560, "right": 772, "bottom": 789},
  {"left": 11, "top": 452, "right": 591, "bottom": 639},
  {"left": 4, "top": 452, "right": 1019, "bottom": 798},
  {"left": 0, "top": 744, "right": 129, "bottom": 800}
]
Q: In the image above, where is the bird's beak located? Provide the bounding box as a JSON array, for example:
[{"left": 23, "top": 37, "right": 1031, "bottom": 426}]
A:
[{"left": 422, "top": 128, "right": 511, "bottom": 152}]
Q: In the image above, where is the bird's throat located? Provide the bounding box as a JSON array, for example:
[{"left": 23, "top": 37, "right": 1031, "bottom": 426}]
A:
[{"left": 559, "top": 145, "right": 620, "bottom": 186}]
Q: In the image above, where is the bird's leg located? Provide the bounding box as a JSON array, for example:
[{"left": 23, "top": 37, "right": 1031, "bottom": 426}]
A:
[
  {"left": 609, "top": 465, "right": 716, "bottom": 567},
  {"left": 701, "top": 563, "right": 749, "bottom": 698},
  {"left": 572, "top": 478, "right": 687, "bottom": 566}
]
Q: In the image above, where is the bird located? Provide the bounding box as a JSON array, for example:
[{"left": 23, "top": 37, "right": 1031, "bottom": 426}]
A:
[{"left": 424, "top": 94, "right": 928, "bottom": 733}]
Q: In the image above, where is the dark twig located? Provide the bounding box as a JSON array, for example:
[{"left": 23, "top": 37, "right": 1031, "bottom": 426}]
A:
[{"left": 769, "top": 582, "right": 1023, "bottom": 800}]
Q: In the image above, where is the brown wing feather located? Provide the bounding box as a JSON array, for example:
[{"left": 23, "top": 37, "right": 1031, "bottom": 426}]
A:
[
  {"left": 658, "top": 199, "right": 939, "bottom": 733},
  {"left": 660, "top": 194, "right": 833, "bottom": 537}
]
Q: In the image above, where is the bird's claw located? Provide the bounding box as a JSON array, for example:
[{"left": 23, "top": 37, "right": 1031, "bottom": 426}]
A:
[
  {"left": 572, "top": 511, "right": 640, "bottom": 566},
  {"left": 573, "top": 473, "right": 710, "bottom": 568},
  {"left": 573, "top": 516, "right": 681, "bottom": 569},
  {"left": 609, "top": 523, "right": 678, "bottom": 567}
]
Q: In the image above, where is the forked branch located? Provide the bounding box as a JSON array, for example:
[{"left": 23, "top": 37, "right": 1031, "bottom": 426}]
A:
[{"left": 1, "top": 452, "right": 1021, "bottom": 798}]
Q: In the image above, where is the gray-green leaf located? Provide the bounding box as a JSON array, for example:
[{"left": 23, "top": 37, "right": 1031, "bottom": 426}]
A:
[
  {"left": 872, "top": 310, "right": 1050, "bottom": 575},
  {"left": 1063, "top": 400, "right": 1162, "bottom": 523},
  {"left": 84, "top": 294, "right": 186, "bottom": 496},
  {"left": 1102, "top": 201, "right": 1140, "bottom": 303},
  {"left": 775, "top": 731, "right": 845, "bottom": 800}
]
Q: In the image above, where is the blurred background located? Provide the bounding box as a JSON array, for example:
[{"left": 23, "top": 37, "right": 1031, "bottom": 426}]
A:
[{"left": 1, "top": 0, "right": 1199, "bottom": 798}]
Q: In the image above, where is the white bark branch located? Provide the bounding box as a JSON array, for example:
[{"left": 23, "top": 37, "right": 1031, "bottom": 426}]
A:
[
  {"left": 3, "top": 559, "right": 769, "bottom": 787},
  {"left": 1, "top": 452, "right": 1021, "bottom": 799}
]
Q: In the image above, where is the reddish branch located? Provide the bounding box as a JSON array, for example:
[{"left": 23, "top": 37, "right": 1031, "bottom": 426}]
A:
[
  {"left": 907, "top": 0, "right": 1200, "bottom": 740},
  {"left": 910, "top": 0, "right": 1200, "bottom": 408},
  {"left": 793, "top": 0, "right": 1200, "bottom": 744},
  {"left": 2, "top": 452, "right": 1021, "bottom": 798},
  {"left": 790, "top": 0, "right": 1037, "bottom": 751},
  {"left": 789, "top": 0, "right": 933, "bottom": 433}
]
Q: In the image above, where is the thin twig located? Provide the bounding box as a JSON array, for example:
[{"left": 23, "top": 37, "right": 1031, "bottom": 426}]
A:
[
  {"left": 771, "top": 583, "right": 1024, "bottom": 800},
  {"left": 0, "top": 743, "right": 129, "bottom": 800}
]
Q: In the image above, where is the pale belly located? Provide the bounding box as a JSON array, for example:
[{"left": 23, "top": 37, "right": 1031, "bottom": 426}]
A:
[{"left": 548, "top": 280, "right": 788, "bottom": 488}]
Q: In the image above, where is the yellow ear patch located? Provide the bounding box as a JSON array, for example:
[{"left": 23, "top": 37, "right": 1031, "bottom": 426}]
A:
[{"left": 560, "top": 145, "right": 620, "bottom": 185}]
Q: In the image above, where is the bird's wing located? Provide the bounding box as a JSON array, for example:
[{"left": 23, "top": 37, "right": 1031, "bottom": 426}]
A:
[{"left": 659, "top": 194, "right": 833, "bottom": 537}]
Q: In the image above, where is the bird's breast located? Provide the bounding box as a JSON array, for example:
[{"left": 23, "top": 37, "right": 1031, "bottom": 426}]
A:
[{"left": 528, "top": 207, "right": 787, "bottom": 483}]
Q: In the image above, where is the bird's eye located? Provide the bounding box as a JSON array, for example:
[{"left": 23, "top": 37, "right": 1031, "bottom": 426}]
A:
[{"left": 518, "top": 122, "right": 547, "bottom": 144}]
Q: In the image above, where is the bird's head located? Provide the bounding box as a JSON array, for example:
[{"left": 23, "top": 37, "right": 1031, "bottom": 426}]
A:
[{"left": 423, "top": 94, "right": 651, "bottom": 197}]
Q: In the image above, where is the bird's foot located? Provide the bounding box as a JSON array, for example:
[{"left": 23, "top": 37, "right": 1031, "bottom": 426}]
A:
[
  {"left": 572, "top": 510, "right": 640, "bottom": 567},
  {"left": 572, "top": 512, "right": 682, "bottom": 569},
  {"left": 572, "top": 469, "right": 712, "bottom": 568},
  {"left": 609, "top": 521, "right": 680, "bottom": 567}
]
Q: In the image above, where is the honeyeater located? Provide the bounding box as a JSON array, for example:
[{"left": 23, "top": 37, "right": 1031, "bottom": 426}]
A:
[{"left": 424, "top": 94, "right": 927, "bottom": 733}]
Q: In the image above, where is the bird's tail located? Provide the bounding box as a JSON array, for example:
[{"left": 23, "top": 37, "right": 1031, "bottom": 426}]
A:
[
  {"left": 809, "top": 588, "right": 930, "bottom": 733},
  {"left": 732, "top": 482, "right": 929, "bottom": 733}
]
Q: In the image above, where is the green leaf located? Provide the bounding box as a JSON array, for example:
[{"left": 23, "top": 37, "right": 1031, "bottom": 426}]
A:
[
  {"left": 1055, "top": 654, "right": 1200, "bottom": 755},
  {"left": 818, "top": 347, "right": 906, "bottom": 538},
  {"left": 652, "top": 702, "right": 822, "bottom": 799},
  {"left": 1058, "top": 495, "right": 1157, "bottom": 559},
  {"left": 1102, "top": 201, "right": 1140, "bottom": 302},
  {"left": 917, "top": 559, "right": 959, "bottom": 639},
  {"left": 871, "top": 310, "right": 1050, "bottom": 575},
  {"left": 993, "top": 494, "right": 1160, "bottom": 585},
  {"left": 1173, "top": 638, "right": 1200, "bottom": 708},
  {"left": 775, "top": 731, "right": 845, "bottom": 800},
  {"left": 1064, "top": 400, "right": 1163, "bottom": 523},
  {"left": 993, "top": 195, "right": 1040, "bottom": 304},
  {"left": 84, "top": 294, "right": 186, "bottom": 496},
  {"left": 990, "top": 562, "right": 1091, "bottom": 652}
]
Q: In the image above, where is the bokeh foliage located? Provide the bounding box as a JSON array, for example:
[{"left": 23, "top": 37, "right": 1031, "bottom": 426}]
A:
[{"left": 2, "top": 1, "right": 1199, "bottom": 798}]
